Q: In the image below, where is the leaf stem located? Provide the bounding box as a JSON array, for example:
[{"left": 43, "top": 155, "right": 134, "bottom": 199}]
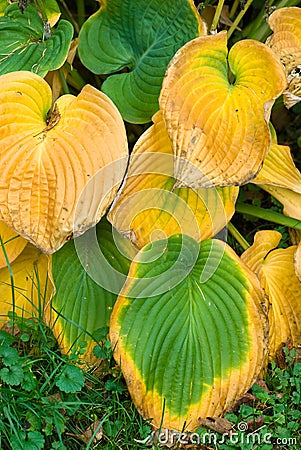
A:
[
  {"left": 59, "top": 68, "right": 70, "bottom": 94},
  {"left": 229, "top": 0, "right": 240, "bottom": 19},
  {"left": 227, "top": 0, "right": 254, "bottom": 39},
  {"left": 76, "top": 0, "right": 86, "bottom": 28},
  {"left": 228, "top": 222, "right": 250, "bottom": 251},
  {"left": 210, "top": 0, "right": 225, "bottom": 32},
  {"left": 235, "top": 203, "right": 301, "bottom": 230}
]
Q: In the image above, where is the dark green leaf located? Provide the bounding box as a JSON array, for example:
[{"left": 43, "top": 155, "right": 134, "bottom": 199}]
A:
[
  {"left": 78, "top": 0, "right": 204, "bottom": 123},
  {"left": 0, "top": 3, "right": 73, "bottom": 77}
]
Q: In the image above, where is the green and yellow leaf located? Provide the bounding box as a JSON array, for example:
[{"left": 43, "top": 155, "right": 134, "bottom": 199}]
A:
[
  {"left": 109, "top": 112, "right": 238, "bottom": 247},
  {"left": 241, "top": 230, "right": 301, "bottom": 359},
  {"left": 0, "top": 221, "right": 27, "bottom": 269},
  {"left": 266, "top": 7, "right": 301, "bottom": 108},
  {"left": 110, "top": 235, "right": 267, "bottom": 431},
  {"left": 159, "top": 31, "right": 287, "bottom": 188},
  {"left": 78, "top": 0, "right": 206, "bottom": 123},
  {"left": 46, "top": 218, "right": 137, "bottom": 365},
  {"left": 0, "top": 244, "right": 51, "bottom": 327},
  {"left": 0, "top": 71, "right": 128, "bottom": 253},
  {"left": 0, "top": 3, "right": 72, "bottom": 77}
]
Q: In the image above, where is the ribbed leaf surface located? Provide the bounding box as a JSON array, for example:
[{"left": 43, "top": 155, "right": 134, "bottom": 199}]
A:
[
  {"left": 0, "top": 71, "right": 128, "bottom": 253},
  {"left": 78, "top": 0, "right": 206, "bottom": 123},
  {"left": 0, "top": 3, "right": 73, "bottom": 77},
  {"left": 109, "top": 111, "right": 238, "bottom": 247},
  {"left": 159, "top": 31, "right": 286, "bottom": 187},
  {"left": 47, "top": 219, "right": 137, "bottom": 365},
  {"left": 111, "top": 235, "right": 267, "bottom": 430},
  {"left": 242, "top": 230, "right": 301, "bottom": 359}
]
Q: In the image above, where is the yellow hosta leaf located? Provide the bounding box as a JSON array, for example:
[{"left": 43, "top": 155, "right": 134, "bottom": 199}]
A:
[
  {"left": 241, "top": 230, "right": 301, "bottom": 359},
  {"left": 0, "top": 71, "right": 128, "bottom": 253},
  {"left": 108, "top": 112, "right": 238, "bottom": 247},
  {"left": 253, "top": 142, "right": 301, "bottom": 192},
  {"left": 259, "top": 185, "right": 301, "bottom": 220},
  {"left": 159, "top": 31, "right": 286, "bottom": 188},
  {"left": 0, "top": 221, "right": 27, "bottom": 269},
  {"left": 266, "top": 7, "right": 301, "bottom": 108},
  {"left": 0, "top": 244, "right": 52, "bottom": 327}
]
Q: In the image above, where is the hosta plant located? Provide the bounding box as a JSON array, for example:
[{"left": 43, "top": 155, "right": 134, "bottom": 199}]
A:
[{"left": 0, "top": 0, "right": 301, "bottom": 437}]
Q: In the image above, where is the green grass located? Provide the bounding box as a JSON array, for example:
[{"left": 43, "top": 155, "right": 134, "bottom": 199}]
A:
[
  {"left": 0, "top": 313, "right": 152, "bottom": 450},
  {"left": 0, "top": 311, "right": 301, "bottom": 449}
]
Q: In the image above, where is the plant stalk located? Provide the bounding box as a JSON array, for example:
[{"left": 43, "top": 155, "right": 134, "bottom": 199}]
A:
[
  {"left": 59, "top": 68, "right": 70, "bottom": 95},
  {"left": 227, "top": 0, "right": 254, "bottom": 40},
  {"left": 242, "top": 0, "right": 301, "bottom": 41},
  {"left": 228, "top": 222, "right": 250, "bottom": 251},
  {"left": 229, "top": 0, "right": 240, "bottom": 19},
  {"left": 235, "top": 203, "right": 301, "bottom": 230},
  {"left": 210, "top": 0, "right": 225, "bottom": 32}
]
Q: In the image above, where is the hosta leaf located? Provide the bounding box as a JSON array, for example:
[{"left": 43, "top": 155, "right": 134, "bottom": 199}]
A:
[
  {"left": 0, "top": 221, "right": 27, "bottom": 268},
  {"left": 0, "top": 3, "right": 73, "bottom": 77},
  {"left": 110, "top": 235, "right": 267, "bottom": 430},
  {"left": 253, "top": 141, "right": 301, "bottom": 192},
  {"left": 266, "top": 7, "right": 301, "bottom": 108},
  {"left": 159, "top": 31, "right": 286, "bottom": 188},
  {"left": 259, "top": 185, "right": 301, "bottom": 220},
  {"left": 46, "top": 219, "right": 136, "bottom": 365},
  {"left": 108, "top": 111, "right": 238, "bottom": 248},
  {"left": 78, "top": 0, "right": 206, "bottom": 123},
  {"left": 241, "top": 230, "right": 301, "bottom": 359},
  {"left": 0, "top": 1, "right": 61, "bottom": 26},
  {"left": 0, "top": 244, "right": 51, "bottom": 327},
  {"left": 0, "top": 71, "right": 128, "bottom": 253}
]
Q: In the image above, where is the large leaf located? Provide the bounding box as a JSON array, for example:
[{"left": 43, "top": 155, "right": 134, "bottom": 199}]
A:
[
  {"left": 110, "top": 234, "right": 267, "bottom": 431},
  {"left": 159, "top": 31, "right": 287, "bottom": 188},
  {"left": 0, "top": 71, "right": 128, "bottom": 253},
  {"left": 0, "top": 244, "right": 51, "bottom": 327},
  {"left": 0, "top": 3, "right": 72, "bottom": 77},
  {"left": 108, "top": 111, "right": 238, "bottom": 247},
  {"left": 241, "top": 231, "right": 301, "bottom": 359},
  {"left": 0, "top": 221, "right": 27, "bottom": 269},
  {"left": 259, "top": 186, "right": 301, "bottom": 221},
  {"left": 266, "top": 7, "right": 301, "bottom": 108},
  {"left": 78, "top": 0, "right": 206, "bottom": 123},
  {"left": 46, "top": 218, "right": 137, "bottom": 365}
]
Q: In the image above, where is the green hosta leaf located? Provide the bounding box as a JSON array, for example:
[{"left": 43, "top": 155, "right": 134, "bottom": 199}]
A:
[
  {"left": 47, "top": 218, "right": 137, "bottom": 365},
  {"left": 78, "top": 0, "right": 206, "bottom": 123},
  {"left": 0, "top": 0, "right": 61, "bottom": 25},
  {"left": 55, "top": 364, "right": 84, "bottom": 393},
  {"left": 110, "top": 234, "right": 268, "bottom": 431},
  {"left": 0, "top": 3, "right": 73, "bottom": 77}
]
